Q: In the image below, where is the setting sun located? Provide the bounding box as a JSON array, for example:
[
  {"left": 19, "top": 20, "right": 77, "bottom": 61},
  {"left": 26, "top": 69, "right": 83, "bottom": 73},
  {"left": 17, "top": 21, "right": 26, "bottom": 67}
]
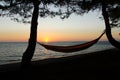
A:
[{"left": 45, "top": 38, "right": 49, "bottom": 42}]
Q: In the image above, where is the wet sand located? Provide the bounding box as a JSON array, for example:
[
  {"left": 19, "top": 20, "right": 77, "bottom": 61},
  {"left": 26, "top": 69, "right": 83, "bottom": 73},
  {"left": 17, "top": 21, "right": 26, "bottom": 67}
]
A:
[{"left": 0, "top": 48, "right": 120, "bottom": 80}]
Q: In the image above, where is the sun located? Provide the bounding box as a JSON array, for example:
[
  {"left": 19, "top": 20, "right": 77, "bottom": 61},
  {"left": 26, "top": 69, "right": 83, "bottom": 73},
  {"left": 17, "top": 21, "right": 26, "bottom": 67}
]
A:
[{"left": 45, "top": 38, "right": 49, "bottom": 42}]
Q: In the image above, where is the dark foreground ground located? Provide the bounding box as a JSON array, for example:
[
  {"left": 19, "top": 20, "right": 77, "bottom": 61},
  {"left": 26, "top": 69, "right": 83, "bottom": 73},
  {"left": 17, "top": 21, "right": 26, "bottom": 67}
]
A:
[{"left": 0, "top": 48, "right": 120, "bottom": 80}]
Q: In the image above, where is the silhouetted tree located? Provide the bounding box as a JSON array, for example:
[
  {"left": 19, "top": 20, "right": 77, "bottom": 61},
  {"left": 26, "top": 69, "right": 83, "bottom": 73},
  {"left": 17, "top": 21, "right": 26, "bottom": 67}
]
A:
[
  {"left": 101, "top": 0, "right": 120, "bottom": 49},
  {"left": 77, "top": 0, "right": 120, "bottom": 49}
]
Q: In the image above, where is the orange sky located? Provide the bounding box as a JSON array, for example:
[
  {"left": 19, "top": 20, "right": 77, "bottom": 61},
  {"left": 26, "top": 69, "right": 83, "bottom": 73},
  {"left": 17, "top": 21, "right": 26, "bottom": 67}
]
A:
[
  {"left": 37, "top": 29, "right": 107, "bottom": 42},
  {"left": 0, "top": 11, "right": 120, "bottom": 42}
]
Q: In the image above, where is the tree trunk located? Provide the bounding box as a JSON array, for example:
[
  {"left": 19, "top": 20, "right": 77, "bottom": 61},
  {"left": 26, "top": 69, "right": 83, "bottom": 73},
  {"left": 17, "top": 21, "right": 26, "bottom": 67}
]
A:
[
  {"left": 21, "top": 1, "right": 39, "bottom": 67},
  {"left": 101, "top": 1, "right": 120, "bottom": 49}
]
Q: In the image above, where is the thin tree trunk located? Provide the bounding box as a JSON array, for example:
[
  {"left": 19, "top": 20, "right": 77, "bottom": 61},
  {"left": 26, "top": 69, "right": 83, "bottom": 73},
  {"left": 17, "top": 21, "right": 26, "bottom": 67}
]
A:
[
  {"left": 101, "top": 0, "right": 120, "bottom": 49},
  {"left": 21, "top": 1, "right": 39, "bottom": 67}
]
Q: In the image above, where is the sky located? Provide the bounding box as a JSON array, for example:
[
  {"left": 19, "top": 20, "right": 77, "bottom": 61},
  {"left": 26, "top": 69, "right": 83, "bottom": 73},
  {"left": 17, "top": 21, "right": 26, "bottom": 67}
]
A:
[{"left": 0, "top": 11, "right": 120, "bottom": 42}]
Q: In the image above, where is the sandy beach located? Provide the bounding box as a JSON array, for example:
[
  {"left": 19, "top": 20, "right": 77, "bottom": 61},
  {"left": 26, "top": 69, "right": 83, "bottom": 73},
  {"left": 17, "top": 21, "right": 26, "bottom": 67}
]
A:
[{"left": 0, "top": 48, "right": 120, "bottom": 80}]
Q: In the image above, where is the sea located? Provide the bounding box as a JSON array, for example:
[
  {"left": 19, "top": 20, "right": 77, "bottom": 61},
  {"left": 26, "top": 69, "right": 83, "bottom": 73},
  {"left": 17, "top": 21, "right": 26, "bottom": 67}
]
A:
[{"left": 0, "top": 41, "right": 114, "bottom": 65}]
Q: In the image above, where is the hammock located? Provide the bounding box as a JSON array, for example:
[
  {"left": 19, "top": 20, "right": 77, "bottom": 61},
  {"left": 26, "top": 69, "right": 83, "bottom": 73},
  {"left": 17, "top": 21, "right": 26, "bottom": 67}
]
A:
[{"left": 37, "top": 30, "right": 105, "bottom": 53}]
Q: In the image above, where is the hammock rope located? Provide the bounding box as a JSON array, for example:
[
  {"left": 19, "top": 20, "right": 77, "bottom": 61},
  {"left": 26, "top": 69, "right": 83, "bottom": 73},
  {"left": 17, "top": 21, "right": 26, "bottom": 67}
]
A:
[{"left": 37, "top": 30, "right": 105, "bottom": 53}]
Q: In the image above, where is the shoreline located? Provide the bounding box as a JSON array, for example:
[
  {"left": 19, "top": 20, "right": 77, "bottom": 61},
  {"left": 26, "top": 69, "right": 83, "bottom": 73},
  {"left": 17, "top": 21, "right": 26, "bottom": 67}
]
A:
[{"left": 0, "top": 48, "right": 120, "bottom": 80}]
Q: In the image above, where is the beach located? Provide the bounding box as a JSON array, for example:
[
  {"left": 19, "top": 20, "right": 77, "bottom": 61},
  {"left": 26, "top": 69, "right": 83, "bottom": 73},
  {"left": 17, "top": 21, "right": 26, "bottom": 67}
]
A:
[{"left": 0, "top": 48, "right": 120, "bottom": 80}]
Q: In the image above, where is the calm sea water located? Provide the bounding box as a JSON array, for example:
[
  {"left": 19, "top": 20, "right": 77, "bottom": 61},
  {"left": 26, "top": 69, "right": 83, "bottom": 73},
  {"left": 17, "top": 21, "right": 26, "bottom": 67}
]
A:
[{"left": 0, "top": 41, "right": 114, "bottom": 65}]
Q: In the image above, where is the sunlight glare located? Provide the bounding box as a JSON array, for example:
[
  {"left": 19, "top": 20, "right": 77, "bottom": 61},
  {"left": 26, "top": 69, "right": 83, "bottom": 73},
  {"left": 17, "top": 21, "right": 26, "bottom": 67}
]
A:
[{"left": 45, "top": 38, "right": 49, "bottom": 42}]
